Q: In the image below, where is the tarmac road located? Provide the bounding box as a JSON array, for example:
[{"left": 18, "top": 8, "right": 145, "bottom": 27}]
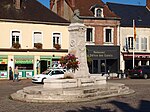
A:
[{"left": 0, "top": 79, "right": 150, "bottom": 112}]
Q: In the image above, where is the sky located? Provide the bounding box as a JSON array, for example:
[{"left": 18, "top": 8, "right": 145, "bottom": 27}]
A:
[{"left": 38, "top": 0, "right": 146, "bottom": 8}]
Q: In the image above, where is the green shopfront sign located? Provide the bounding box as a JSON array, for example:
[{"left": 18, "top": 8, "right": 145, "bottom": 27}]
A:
[
  {"left": 15, "top": 55, "right": 33, "bottom": 64},
  {"left": 0, "top": 55, "right": 8, "bottom": 64},
  {"left": 15, "top": 59, "right": 33, "bottom": 64}
]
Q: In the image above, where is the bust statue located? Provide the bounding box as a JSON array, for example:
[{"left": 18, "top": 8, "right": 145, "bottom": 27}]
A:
[{"left": 71, "top": 9, "right": 83, "bottom": 23}]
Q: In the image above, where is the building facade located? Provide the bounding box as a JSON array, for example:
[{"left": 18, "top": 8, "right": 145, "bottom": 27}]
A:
[
  {"left": 51, "top": 0, "right": 120, "bottom": 74},
  {"left": 107, "top": 0, "right": 150, "bottom": 71},
  {"left": 0, "top": 0, "right": 70, "bottom": 79}
]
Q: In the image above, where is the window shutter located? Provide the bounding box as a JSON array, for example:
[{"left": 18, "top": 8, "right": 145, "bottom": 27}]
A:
[
  {"left": 144, "top": 37, "right": 147, "bottom": 50},
  {"left": 125, "top": 37, "right": 128, "bottom": 51},
  {"left": 136, "top": 38, "right": 139, "bottom": 50}
]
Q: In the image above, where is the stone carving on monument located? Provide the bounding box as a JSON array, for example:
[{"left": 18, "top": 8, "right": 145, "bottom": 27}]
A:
[{"left": 68, "top": 23, "right": 90, "bottom": 78}]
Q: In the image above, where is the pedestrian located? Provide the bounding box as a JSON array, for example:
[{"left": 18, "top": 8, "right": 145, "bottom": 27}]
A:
[
  {"left": 9, "top": 66, "right": 13, "bottom": 80},
  {"left": 13, "top": 66, "right": 19, "bottom": 82}
]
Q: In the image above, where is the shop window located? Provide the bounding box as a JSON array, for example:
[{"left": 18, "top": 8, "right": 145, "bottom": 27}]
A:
[
  {"left": 52, "top": 33, "right": 61, "bottom": 47},
  {"left": 141, "top": 37, "right": 147, "bottom": 51},
  {"left": 33, "top": 32, "right": 42, "bottom": 47},
  {"left": 0, "top": 64, "right": 7, "bottom": 71},
  {"left": 12, "top": 31, "right": 20, "bottom": 45},
  {"left": 93, "top": 60, "right": 98, "bottom": 73}
]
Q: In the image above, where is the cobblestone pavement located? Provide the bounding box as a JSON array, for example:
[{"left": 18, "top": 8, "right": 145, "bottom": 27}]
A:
[{"left": 0, "top": 79, "right": 150, "bottom": 112}]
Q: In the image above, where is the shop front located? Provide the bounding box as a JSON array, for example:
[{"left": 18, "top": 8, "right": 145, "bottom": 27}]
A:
[
  {"left": 39, "top": 56, "right": 61, "bottom": 73},
  {"left": 123, "top": 53, "right": 150, "bottom": 70},
  {"left": 14, "top": 56, "right": 34, "bottom": 79},
  {"left": 0, "top": 55, "right": 8, "bottom": 79},
  {"left": 86, "top": 45, "right": 120, "bottom": 74}
]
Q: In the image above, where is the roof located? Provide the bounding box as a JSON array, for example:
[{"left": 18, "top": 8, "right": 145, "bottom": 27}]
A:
[
  {"left": 65, "top": 0, "right": 120, "bottom": 19},
  {"left": 107, "top": 2, "right": 150, "bottom": 27},
  {"left": 0, "top": 0, "right": 70, "bottom": 25}
]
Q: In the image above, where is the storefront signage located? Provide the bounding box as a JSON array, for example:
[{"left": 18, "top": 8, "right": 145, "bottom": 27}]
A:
[
  {"left": 18, "top": 72, "right": 22, "bottom": 78},
  {"left": 0, "top": 72, "right": 7, "bottom": 78},
  {"left": 88, "top": 51, "right": 114, "bottom": 58},
  {"left": 15, "top": 59, "right": 33, "bottom": 64},
  {"left": 123, "top": 54, "right": 150, "bottom": 59},
  {"left": 26, "top": 72, "right": 32, "bottom": 78},
  {"left": 0, "top": 59, "right": 8, "bottom": 64}
]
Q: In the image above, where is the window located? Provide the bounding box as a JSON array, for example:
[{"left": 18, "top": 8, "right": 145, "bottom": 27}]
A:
[
  {"left": 12, "top": 31, "right": 20, "bottom": 45},
  {"left": 128, "top": 37, "right": 133, "bottom": 49},
  {"left": 52, "top": 70, "right": 64, "bottom": 75},
  {"left": 86, "top": 28, "right": 93, "bottom": 42},
  {"left": 33, "top": 32, "right": 42, "bottom": 47},
  {"left": 106, "top": 29, "right": 111, "bottom": 42},
  {"left": 141, "top": 37, "right": 147, "bottom": 50},
  {"left": 104, "top": 28, "right": 113, "bottom": 43},
  {"left": 95, "top": 8, "right": 103, "bottom": 17},
  {"left": 52, "top": 33, "right": 61, "bottom": 47}
]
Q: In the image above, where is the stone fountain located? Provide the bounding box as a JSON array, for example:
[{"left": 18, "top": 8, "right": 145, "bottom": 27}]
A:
[{"left": 11, "top": 23, "right": 134, "bottom": 103}]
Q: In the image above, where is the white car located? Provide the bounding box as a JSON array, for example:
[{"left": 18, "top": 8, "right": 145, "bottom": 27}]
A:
[{"left": 32, "top": 69, "right": 65, "bottom": 83}]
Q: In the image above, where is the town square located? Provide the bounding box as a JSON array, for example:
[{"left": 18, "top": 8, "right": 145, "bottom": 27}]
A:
[{"left": 0, "top": 0, "right": 150, "bottom": 112}]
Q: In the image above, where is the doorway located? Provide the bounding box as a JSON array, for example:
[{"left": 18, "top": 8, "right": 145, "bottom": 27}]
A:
[
  {"left": 40, "top": 60, "right": 47, "bottom": 73},
  {"left": 92, "top": 60, "right": 106, "bottom": 74}
]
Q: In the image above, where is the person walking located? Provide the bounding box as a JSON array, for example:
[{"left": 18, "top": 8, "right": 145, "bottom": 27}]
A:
[
  {"left": 9, "top": 66, "right": 13, "bottom": 80},
  {"left": 13, "top": 66, "right": 19, "bottom": 82}
]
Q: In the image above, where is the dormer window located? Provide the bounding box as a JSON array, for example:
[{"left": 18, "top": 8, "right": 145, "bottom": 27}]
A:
[
  {"left": 95, "top": 8, "right": 103, "bottom": 17},
  {"left": 90, "top": 4, "right": 104, "bottom": 18}
]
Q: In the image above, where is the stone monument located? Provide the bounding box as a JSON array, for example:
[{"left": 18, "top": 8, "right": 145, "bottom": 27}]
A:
[
  {"left": 10, "top": 23, "right": 134, "bottom": 103},
  {"left": 68, "top": 23, "right": 90, "bottom": 78}
]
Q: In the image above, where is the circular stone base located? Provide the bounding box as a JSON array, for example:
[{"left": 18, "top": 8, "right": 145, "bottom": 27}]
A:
[{"left": 10, "top": 82, "right": 134, "bottom": 103}]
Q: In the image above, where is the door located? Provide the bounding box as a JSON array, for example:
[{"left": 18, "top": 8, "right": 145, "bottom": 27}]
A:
[
  {"left": 92, "top": 60, "right": 106, "bottom": 74},
  {"left": 40, "top": 60, "right": 47, "bottom": 73},
  {"left": 100, "top": 60, "right": 106, "bottom": 73},
  {"left": 93, "top": 60, "right": 98, "bottom": 73}
]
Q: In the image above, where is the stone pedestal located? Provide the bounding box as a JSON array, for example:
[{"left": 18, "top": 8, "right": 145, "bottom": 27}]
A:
[{"left": 68, "top": 23, "right": 90, "bottom": 78}]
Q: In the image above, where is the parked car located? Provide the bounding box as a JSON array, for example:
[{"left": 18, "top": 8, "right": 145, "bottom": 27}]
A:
[
  {"left": 32, "top": 69, "right": 65, "bottom": 83},
  {"left": 128, "top": 65, "right": 150, "bottom": 79}
]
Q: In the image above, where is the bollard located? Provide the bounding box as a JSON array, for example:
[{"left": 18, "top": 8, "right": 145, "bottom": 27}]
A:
[{"left": 123, "top": 74, "right": 126, "bottom": 78}]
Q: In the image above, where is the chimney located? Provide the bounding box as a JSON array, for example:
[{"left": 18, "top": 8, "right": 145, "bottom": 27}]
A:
[
  {"left": 14, "top": 0, "right": 21, "bottom": 10},
  {"left": 146, "top": 0, "right": 150, "bottom": 10},
  {"left": 50, "top": 0, "right": 55, "bottom": 10}
]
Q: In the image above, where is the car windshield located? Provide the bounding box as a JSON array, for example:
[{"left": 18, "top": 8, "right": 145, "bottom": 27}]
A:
[{"left": 42, "top": 70, "right": 51, "bottom": 75}]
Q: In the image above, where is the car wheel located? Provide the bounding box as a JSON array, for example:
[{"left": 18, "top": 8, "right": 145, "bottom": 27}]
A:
[
  {"left": 42, "top": 78, "right": 46, "bottom": 83},
  {"left": 144, "top": 74, "right": 148, "bottom": 79}
]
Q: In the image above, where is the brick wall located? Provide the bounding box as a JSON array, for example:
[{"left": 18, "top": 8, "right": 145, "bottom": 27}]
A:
[
  {"left": 84, "top": 19, "right": 119, "bottom": 45},
  {"left": 57, "top": 0, "right": 64, "bottom": 17}
]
